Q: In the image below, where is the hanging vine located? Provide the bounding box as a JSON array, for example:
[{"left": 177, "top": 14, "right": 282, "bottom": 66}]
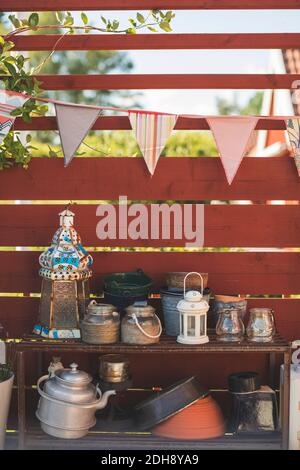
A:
[{"left": 0, "top": 10, "right": 175, "bottom": 169}]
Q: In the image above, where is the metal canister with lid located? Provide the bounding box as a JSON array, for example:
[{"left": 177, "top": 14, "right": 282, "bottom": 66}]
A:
[
  {"left": 121, "top": 302, "right": 162, "bottom": 345},
  {"left": 81, "top": 300, "right": 120, "bottom": 344},
  {"left": 99, "top": 354, "right": 130, "bottom": 383}
]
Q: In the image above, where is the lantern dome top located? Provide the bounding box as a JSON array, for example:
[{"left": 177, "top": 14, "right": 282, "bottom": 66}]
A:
[
  {"left": 39, "top": 208, "right": 93, "bottom": 281},
  {"left": 177, "top": 290, "right": 209, "bottom": 313},
  {"left": 59, "top": 208, "right": 75, "bottom": 217}
]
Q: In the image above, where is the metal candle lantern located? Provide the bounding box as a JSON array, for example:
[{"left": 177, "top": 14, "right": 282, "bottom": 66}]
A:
[
  {"left": 176, "top": 272, "right": 209, "bottom": 345},
  {"left": 33, "top": 208, "right": 93, "bottom": 339}
]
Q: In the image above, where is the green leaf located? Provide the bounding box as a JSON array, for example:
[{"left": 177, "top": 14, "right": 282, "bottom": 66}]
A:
[
  {"left": 126, "top": 28, "right": 137, "bottom": 35},
  {"left": 0, "top": 36, "right": 5, "bottom": 46},
  {"left": 48, "top": 145, "right": 59, "bottom": 158},
  {"left": 17, "top": 55, "right": 25, "bottom": 68},
  {"left": 137, "top": 12, "right": 145, "bottom": 24},
  {"left": 101, "top": 16, "right": 107, "bottom": 24},
  {"left": 112, "top": 20, "right": 119, "bottom": 30},
  {"left": 26, "top": 134, "right": 32, "bottom": 143},
  {"left": 165, "top": 11, "right": 175, "bottom": 21},
  {"left": 64, "top": 14, "right": 74, "bottom": 26},
  {"left": 159, "top": 21, "right": 172, "bottom": 32},
  {"left": 8, "top": 15, "right": 21, "bottom": 28},
  {"left": 10, "top": 108, "right": 23, "bottom": 116},
  {"left": 22, "top": 112, "right": 32, "bottom": 123},
  {"left": 129, "top": 18, "right": 137, "bottom": 27},
  {"left": 4, "top": 56, "right": 17, "bottom": 64},
  {"left": 5, "top": 62, "right": 17, "bottom": 77},
  {"left": 81, "top": 12, "right": 88, "bottom": 25},
  {"left": 28, "top": 13, "right": 39, "bottom": 27},
  {"left": 35, "top": 105, "right": 48, "bottom": 115},
  {"left": 2, "top": 41, "right": 14, "bottom": 52},
  {"left": 147, "top": 26, "right": 157, "bottom": 32},
  {"left": 55, "top": 11, "right": 65, "bottom": 23}
]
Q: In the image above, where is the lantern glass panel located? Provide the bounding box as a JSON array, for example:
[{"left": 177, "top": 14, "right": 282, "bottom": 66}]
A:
[
  {"left": 187, "top": 316, "right": 196, "bottom": 336},
  {"left": 200, "top": 314, "right": 206, "bottom": 336},
  {"left": 180, "top": 315, "right": 184, "bottom": 335}
]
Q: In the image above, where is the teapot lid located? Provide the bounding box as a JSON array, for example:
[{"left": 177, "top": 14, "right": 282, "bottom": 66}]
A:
[{"left": 55, "top": 363, "right": 92, "bottom": 385}]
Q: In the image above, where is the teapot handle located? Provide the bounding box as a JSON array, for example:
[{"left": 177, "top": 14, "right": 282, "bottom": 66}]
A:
[
  {"left": 131, "top": 313, "right": 162, "bottom": 339},
  {"left": 37, "top": 374, "right": 51, "bottom": 398},
  {"left": 183, "top": 272, "right": 204, "bottom": 297}
]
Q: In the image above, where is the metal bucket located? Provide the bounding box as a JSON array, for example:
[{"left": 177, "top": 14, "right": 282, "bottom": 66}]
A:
[
  {"left": 161, "top": 288, "right": 211, "bottom": 336},
  {"left": 0, "top": 372, "right": 14, "bottom": 449}
]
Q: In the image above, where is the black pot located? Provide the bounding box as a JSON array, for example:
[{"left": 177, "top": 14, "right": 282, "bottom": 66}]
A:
[
  {"left": 133, "top": 376, "right": 209, "bottom": 431},
  {"left": 103, "top": 269, "right": 153, "bottom": 297}
]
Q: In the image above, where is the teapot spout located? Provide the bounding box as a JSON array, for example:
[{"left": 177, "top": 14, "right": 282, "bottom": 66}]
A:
[{"left": 96, "top": 390, "right": 116, "bottom": 410}]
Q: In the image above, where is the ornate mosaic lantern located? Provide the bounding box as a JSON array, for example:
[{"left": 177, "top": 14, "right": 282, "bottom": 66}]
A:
[{"left": 33, "top": 208, "right": 93, "bottom": 339}]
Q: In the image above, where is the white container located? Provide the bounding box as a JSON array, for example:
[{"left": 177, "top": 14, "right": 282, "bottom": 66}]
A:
[
  {"left": 280, "top": 344, "right": 300, "bottom": 450},
  {"left": 0, "top": 371, "right": 14, "bottom": 449}
]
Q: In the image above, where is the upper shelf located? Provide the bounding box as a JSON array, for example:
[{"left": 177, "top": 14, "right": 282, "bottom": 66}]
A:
[{"left": 16, "top": 333, "right": 290, "bottom": 353}]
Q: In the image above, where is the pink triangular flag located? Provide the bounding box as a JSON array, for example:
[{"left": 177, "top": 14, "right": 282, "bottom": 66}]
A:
[
  {"left": 207, "top": 116, "right": 258, "bottom": 185},
  {"left": 55, "top": 103, "right": 100, "bottom": 166},
  {"left": 129, "top": 111, "right": 177, "bottom": 175}
]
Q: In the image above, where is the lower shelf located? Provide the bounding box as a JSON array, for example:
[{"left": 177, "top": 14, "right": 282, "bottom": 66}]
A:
[{"left": 6, "top": 430, "right": 282, "bottom": 450}]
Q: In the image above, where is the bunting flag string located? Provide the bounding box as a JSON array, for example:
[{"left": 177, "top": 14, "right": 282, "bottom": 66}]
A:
[
  {"left": 286, "top": 119, "right": 300, "bottom": 177},
  {"left": 207, "top": 116, "right": 259, "bottom": 185},
  {"left": 2, "top": 89, "right": 300, "bottom": 182},
  {"left": 0, "top": 90, "right": 29, "bottom": 145},
  {"left": 129, "top": 111, "right": 178, "bottom": 175}
]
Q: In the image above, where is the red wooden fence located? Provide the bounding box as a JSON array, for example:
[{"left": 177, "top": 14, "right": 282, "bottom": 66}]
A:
[{"left": 0, "top": 0, "right": 299, "bottom": 442}]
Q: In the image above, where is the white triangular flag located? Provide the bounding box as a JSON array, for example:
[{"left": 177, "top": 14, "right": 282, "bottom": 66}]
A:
[
  {"left": 207, "top": 116, "right": 258, "bottom": 185},
  {"left": 55, "top": 103, "right": 100, "bottom": 166},
  {"left": 129, "top": 111, "right": 177, "bottom": 175},
  {"left": 0, "top": 90, "right": 29, "bottom": 144}
]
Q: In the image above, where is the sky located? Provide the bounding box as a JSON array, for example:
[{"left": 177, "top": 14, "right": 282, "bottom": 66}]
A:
[
  {"left": 95, "top": 8, "right": 300, "bottom": 114},
  {"left": 11, "top": 8, "right": 300, "bottom": 114}
]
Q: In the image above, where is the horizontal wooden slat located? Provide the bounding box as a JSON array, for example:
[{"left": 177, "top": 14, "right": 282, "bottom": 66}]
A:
[
  {"left": 0, "top": 157, "right": 298, "bottom": 200},
  {"left": 14, "top": 115, "right": 288, "bottom": 131},
  {"left": 1, "top": 204, "right": 300, "bottom": 247},
  {"left": 1, "top": 0, "right": 299, "bottom": 11},
  {"left": 1, "top": 251, "right": 300, "bottom": 294},
  {"left": 21, "top": 74, "right": 300, "bottom": 90},
  {"left": 0, "top": 297, "right": 299, "bottom": 340},
  {"left": 10, "top": 33, "right": 300, "bottom": 51}
]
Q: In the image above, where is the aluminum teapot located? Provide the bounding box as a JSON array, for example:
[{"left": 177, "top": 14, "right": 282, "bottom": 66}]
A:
[{"left": 36, "top": 363, "right": 116, "bottom": 439}]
